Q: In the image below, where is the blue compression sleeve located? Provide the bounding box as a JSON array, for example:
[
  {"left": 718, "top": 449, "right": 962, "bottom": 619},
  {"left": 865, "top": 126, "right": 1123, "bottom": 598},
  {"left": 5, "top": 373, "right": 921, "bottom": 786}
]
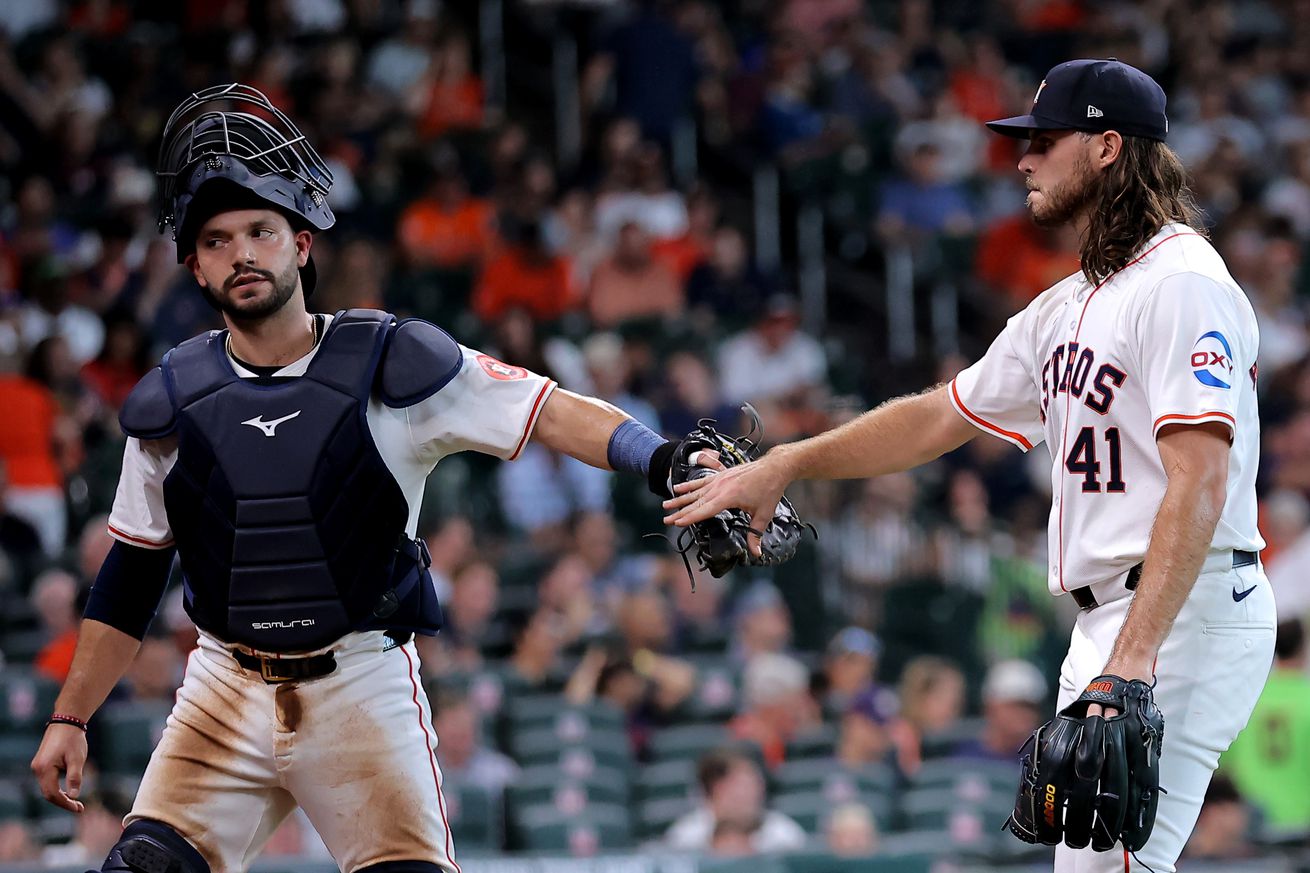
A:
[
  {"left": 83, "top": 540, "right": 177, "bottom": 639},
  {"left": 606, "top": 418, "right": 669, "bottom": 476}
]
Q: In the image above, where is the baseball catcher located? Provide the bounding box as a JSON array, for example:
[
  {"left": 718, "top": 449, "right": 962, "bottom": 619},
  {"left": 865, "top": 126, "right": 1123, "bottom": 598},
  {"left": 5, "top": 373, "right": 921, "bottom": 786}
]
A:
[
  {"left": 650, "top": 405, "right": 815, "bottom": 587},
  {"left": 1005, "top": 674, "right": 1166, "bottom": 854}
]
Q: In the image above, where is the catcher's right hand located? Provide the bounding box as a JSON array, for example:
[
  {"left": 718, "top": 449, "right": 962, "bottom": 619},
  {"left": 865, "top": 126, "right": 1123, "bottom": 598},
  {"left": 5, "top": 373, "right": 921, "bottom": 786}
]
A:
[
  {"left": 659, "top": 406, "right": 814, "bottom": 580},
  {"left": 1005, "top": 674, "right": 1165, "bottom": 853}
]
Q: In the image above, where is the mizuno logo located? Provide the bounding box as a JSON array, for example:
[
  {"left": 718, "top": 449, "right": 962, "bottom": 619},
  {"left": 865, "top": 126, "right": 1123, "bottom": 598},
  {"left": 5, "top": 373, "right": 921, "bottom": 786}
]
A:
[
  {"left": 241, "top": 410, "right": 301, "bottom": 437},
  {"left": 1232, "top": 585, "right": 1257, "bottom": 602}
]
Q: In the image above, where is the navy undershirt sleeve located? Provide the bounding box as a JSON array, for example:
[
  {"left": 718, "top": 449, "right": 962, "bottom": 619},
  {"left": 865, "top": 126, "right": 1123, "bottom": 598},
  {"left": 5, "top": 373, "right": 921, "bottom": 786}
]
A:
[{"left": 83, "top": 540, "right": 178, "bottom": 639}]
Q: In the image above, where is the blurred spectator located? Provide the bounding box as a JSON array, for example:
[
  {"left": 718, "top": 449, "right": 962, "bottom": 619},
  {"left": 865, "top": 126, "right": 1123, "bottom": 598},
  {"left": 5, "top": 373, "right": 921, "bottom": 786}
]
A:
[
  {"left": 364, "top": 0, "right": 438, "bottom": 99},
  {"left": 819, "top": 626, "right": 883, "bottom": 714},
  {"left": 730, "top": 581, "right": 793, "bottom": 664},
  {"left": 1266, "top": 491, "right": 1310, "bottom": 619},
  {"left": 615, "top": 586, "right": 674, "bottom": 657},
  {"left": 875, "top": 141, "right": 976, "bottom": 241},
  {"left": 126, "top": 632, "right": 184, "bottom": 702},
  {"left": 666, "top": 559, "right": 728, "bottom": 652},
  {"left": 585, "top": 7, "right": 698, "bottom": 144},
  {"left": 685, "top": 225, "right": 772, "bottom": 331},
  {"left": 431, "top": 689, "right": 518, "bottom": 797},
  {"left": 0, "top": 820, "right": 40, "bottom": 863},
  {"left": 496, "top": 442, "right": 611, "bottom": 551},
  {"left": 707, "top": 818, "right": 755, "bottom": 857},
  {"left": 730, "top": 651, "right": 816, "bottom": 769},
  {"left": 538, "top": 552, "right": 601, "bottom": 645},
  {"left": 0, "top": 459, "right": 43, "bottom": 586},
  {"left": 565, "top": 643, "right": 695, "bottom": 756},
  {"left": 652, "top": 184, "right": 718, "bottom": 284},
  {"left": 32, "top": 567, "right": 80, "bottom": 681},
  {"left": 397, "top": 153, "right": 494, "bottom": 270},
  {"left": 718, "top": 294, "right": 826, "bottom": 407},
  {"left": 654, "top": 350, "right": 739, "bottom": 439},
  {"left": 889, "top": 656, "right": 966, "bottom": 775},
  {"left": 0, "top": 346, "right": 69, "bottom": 555},
  {"left": 975, "top": 215, "right": 1081, "bottom": 308},
  {"left": 41, "top": 788, "right": 132, "bottom": 866},
  {"left": 422, "top": 515, "right": 475, "bottom": 603},
  {"left": 502, "top": 607, "right": 569, "bottom": 694},
  {"left": 580, "top": 333, "right": 660, "bottom": 429},
  {"left": 1182, "top": 775, "right": 1258, "bottom": 861},
  {"left": 831, "top": 474, "right": 926, "bottom": 613},
  {"left": 825, "top": 801, "right": 880, "bottom": 857},
  {"left": 594, "top": 144, "right": 688, "bottom": 242},
  {"left": 585, "top": 220, "right": 684, "bottom": 329},
  {"left": 18, "top": 257, "right": 104, "bottom": 365},
  {"left": 952, "top": 659, "right": 1046, "bottom": 763},
  {"left": 79, "top": 310, "right": 150, "bottom": 411},
  {"left": 438, "top": 560, "right": 501, "bottom": 671},
  {"left": 1222, "top": 619, "right": 1310, "bottom": 833},
  {"left": 313, "top": 239, "right": 388, "bottom": 316},
  {"left": 472, "top": 217, "right": 575, "bottom": 325},
  {"left": 414, "top": 31, "right": 484, "bottom": 141},
  {"left": 836, "top": 686, "right": 895, "bottom": 769},
  {"left": 543, "top": 188, "right": 607, "bottom": 291},
  {"left": 664, "top": 749, "right": 806, "bottom": 852}
]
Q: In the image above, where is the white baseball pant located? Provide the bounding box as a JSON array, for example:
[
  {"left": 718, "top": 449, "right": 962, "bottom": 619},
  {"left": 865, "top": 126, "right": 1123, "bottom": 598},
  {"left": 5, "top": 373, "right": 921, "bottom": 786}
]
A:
[
  {"left": 124, "top": 630, "right": 460, "bottom": 873},
  {"left": 1053, "top": 554, "right": 1276, "bottom": 872}
]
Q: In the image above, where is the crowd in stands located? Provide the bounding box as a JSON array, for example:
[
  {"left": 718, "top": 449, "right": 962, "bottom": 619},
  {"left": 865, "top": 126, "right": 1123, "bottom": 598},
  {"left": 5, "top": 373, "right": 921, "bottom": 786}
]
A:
[{"left": 2, "top": 0, "right": 1310, "bottom": 867}]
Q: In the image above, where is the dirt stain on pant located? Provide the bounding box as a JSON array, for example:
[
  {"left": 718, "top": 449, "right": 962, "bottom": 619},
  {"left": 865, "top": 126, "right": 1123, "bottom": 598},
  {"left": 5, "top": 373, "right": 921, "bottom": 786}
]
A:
[{"left": 275, "top": 684, "right": 302, "bottom": 733}]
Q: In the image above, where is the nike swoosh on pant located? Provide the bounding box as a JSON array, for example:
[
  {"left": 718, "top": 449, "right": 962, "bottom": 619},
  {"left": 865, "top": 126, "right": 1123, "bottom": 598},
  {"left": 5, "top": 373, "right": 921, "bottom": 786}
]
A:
[{"left": 1232, "top": 585, "right": 1257, "bottom": 602}]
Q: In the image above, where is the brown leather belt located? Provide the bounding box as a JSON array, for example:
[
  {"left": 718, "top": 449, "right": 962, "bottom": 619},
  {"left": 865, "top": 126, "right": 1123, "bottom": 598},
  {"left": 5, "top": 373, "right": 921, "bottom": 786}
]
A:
[
  {"left": 1070, "top": 550, "right": 1258, "bottom": 610},
  {"left": 233, "top": 630, "right": 412, "bottom": 683}
]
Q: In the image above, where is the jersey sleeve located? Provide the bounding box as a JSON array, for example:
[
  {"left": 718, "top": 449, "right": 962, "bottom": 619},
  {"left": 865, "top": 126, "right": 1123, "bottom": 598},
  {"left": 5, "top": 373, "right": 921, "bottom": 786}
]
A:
[
  {"left": 107, "top": 436, "right": 178, "bottom": 549},
  {"left": 405, "top": 344, "right": 556, "bottom": 462},
  {"left": 949, "top": 311, "right": 1045, "bottom": 451},
  {"left": 1132, "top": 272, "right": 1252, "bottom": 438}
]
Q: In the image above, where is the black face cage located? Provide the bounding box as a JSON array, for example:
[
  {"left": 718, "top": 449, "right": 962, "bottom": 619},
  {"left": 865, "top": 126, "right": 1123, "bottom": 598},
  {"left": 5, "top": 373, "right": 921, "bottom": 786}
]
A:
[{"left": 156, "top": 83, "right": 334, "bottom": 235}]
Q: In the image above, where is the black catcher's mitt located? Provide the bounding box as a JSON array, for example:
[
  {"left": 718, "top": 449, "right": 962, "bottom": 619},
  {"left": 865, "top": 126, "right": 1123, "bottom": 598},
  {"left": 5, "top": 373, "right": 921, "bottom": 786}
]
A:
[
  {"left": 660, "top": 405, "right": 815, "bottom": 587},
  {"left": 1005, "top": 674, "right": 1165, "bottom": 854}
]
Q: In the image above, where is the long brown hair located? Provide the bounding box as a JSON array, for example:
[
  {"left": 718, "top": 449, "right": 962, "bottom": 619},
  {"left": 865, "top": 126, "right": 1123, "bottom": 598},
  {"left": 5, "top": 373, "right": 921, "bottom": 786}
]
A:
[{"left": 1080, "top": 136, "right": 1207, "bottom": 285}]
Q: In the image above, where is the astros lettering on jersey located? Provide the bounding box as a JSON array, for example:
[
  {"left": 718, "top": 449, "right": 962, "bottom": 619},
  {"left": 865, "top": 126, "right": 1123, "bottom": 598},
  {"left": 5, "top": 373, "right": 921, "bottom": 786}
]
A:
[{"left": 948, "top": 224, "right": 1263, "bottom": 602}]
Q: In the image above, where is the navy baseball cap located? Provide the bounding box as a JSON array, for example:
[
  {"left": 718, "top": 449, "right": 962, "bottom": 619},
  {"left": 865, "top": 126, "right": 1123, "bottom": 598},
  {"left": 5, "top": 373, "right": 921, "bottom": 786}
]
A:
[{"left": 986, "top": 59, "right": 1168, "bottom": 142}]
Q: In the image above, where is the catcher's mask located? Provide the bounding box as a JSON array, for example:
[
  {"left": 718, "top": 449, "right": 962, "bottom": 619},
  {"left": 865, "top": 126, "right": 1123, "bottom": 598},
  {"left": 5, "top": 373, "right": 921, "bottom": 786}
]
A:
[{"left": 156, "top": 83, "right": 334, "bottom": 296}]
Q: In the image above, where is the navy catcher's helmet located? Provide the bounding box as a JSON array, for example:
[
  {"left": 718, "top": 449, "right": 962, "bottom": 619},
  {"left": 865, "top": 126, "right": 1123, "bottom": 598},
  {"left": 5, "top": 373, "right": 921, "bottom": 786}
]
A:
[{"left": 156, "top": 83, "right": 334, "bottom": 294}]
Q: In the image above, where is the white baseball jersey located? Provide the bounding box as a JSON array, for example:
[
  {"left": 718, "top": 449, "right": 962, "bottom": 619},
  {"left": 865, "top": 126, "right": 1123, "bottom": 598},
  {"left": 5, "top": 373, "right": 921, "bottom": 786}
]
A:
[
  {"left": 107, "top": 313, "right": 556, "bottom": 550},
  {"left": 950, "top": 224, "right": 1263, "bottom": 601}
]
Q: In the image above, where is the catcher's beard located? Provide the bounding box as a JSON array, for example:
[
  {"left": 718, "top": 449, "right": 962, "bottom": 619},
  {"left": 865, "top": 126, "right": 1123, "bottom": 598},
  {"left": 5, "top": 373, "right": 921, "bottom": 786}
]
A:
[
  {"left": 199, "top": 259, "right": 300, "bottom": 321},
  {"left": 1029, "top": 152, "right": 1098, "bottom": 228}
]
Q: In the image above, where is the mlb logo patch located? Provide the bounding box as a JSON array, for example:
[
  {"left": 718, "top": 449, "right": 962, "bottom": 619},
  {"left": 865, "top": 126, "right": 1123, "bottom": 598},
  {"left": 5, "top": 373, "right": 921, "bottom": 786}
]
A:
[{"left": 1191, "top": 331, "right": 1234, "bottom": 389}]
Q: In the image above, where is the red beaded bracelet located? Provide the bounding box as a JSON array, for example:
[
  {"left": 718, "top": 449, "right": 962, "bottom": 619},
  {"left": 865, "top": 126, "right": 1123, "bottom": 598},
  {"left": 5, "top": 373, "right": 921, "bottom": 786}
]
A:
[{"left": 47, "top": 713, "right": 88, "bottom": 731}]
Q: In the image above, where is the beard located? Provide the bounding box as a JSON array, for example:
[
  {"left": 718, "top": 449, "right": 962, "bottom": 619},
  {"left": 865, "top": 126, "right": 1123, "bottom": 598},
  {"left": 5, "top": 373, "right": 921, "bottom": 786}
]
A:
[
  {"left": 1028, "top": 154, "right": 1099, "bottom": 228},
  {"left": 201, "top": 259, "right": 300, "bottom": 321}
]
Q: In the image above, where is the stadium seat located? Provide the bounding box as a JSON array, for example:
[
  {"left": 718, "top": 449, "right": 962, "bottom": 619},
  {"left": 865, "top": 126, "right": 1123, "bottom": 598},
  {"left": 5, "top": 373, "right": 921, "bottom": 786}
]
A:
[
  {"left": 503, "top": 695, "right": 625, "bottom": 735},
  {"left": 783, "top": 724, "right": 839, "bottom": 761},
  {"left": 0, "top": 667, "right": 60, "bottom": 732},
  {"left": 701, "top": 857, "right": 788, "bottom": 873},
  {"left": 647, "top": 723, "right": 734, "bottom": 764},
  {"left": 507, "top": 762, "right": 630, "bottom": 808},
  {"left": 911, "top": 757, "right": 1019, "bottom": 795},
  {"left": 899, "top": 786, "right": 1013, "bottom": 843},
  {"left": 919, "top": 716, "right": 987, "bottom": 759},
  {"left": 507, "top": 725, "right": 633, "bottom": 771},
  {"left": 635, "top": 758, "right": 698, "bottom": 803},
  {"left": 0, "top": 777, "right": 25, "bottom": 817},
  {"left": 771, "top": 758, "right": 896, "bottom": 798},
  {"left": 512, "top": 802, "right": 632, "bottom": 854},
  {"left": 772, "top": 789, "right": 893, "bottom": 833},
  {"left": 96, "top": 701, "right": 174, "bottom": 775},
  {"left": 635, "top": 795, "right": 695, "bottom": 841},
  {"left": 443, "top": 782, "right": 503, "bottom": 851},
  {"left": 676, "top": 665, "right": 740, "bottom": 723},
  {"left": 783, "top": 852, "right": 932, "bottom": 873}
]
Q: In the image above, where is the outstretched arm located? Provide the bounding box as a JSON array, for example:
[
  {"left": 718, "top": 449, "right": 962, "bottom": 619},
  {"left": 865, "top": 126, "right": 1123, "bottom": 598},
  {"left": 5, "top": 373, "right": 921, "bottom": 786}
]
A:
[
  {"left": 663, "top": 384, "right": 979, "bottom": 554},
  {"left": 530, "top": 388, "right": 631, "bottom": 470}
]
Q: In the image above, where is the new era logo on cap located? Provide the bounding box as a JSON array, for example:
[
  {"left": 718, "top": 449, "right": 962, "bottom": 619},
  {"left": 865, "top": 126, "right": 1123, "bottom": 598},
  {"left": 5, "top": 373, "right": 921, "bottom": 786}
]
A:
[{"left": 986, "top": 59, "right": 1169, "bottom": 141}]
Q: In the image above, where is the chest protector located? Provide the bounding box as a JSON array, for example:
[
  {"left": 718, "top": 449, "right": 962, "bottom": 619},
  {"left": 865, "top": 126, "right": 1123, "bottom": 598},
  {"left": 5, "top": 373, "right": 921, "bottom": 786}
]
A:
[{"left": 120, "top": 310, "right": 449, "bottom": 652}]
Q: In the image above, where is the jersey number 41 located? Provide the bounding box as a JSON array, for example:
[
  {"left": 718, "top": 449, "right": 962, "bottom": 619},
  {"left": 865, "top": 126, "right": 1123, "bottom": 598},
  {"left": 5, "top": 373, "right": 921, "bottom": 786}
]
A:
[{"left": 1065, "top": 427, "right": 1126, "bottom": 493}]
